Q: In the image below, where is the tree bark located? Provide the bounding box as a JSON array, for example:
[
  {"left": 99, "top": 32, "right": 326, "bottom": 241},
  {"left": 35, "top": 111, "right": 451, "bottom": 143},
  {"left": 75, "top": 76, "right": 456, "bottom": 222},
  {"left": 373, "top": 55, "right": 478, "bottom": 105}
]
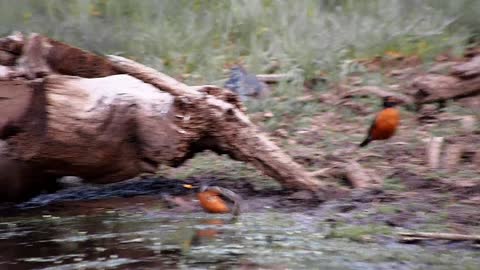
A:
[
  {"left": 107, "top": 56, "right": 324, "bottom": 193},
  {"left": 411, "top": 56, "right": 480, "bottom": 109},
  {"left": 0, "top": 32, "right": 326, "bottom": 201},
  {"left": 412, "top": 74, "right": 480, "bottom": 104}
]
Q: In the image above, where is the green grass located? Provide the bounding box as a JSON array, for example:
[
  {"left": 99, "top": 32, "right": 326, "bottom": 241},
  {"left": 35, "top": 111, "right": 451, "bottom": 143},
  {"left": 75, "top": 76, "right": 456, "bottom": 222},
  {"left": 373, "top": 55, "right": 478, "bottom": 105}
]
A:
[
  {"left": 377, "top": 204, "right": 399, "bottom": 215},
  {"left": 325, "top": 224, "right": 393, "bottom": 242},
  {"left": 0, "top": 0, "right": 475, "bottom": 86},
  {"left": 383, "top": 177, "right": 407, "bottom": 192},
  {"left": 1, "top": 1, "right": 475, "bottom": 130}
]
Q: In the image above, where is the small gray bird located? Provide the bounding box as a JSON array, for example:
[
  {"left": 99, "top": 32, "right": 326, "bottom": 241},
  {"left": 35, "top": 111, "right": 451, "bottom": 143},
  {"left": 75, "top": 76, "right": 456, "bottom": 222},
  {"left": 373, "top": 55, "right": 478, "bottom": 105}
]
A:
[{"left": 224, "top": 66, "right": 269, "bottom": 101}]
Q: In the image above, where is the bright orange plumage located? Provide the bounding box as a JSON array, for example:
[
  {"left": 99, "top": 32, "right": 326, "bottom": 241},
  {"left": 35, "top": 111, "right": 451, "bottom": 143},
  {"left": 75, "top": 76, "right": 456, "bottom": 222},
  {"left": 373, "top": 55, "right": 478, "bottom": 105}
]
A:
[
  {"left": 197, "top": 190, "right": 230, "bottom": 214},
  {"left": 360, "top": 97, "right": 400, "bottom": 147}
]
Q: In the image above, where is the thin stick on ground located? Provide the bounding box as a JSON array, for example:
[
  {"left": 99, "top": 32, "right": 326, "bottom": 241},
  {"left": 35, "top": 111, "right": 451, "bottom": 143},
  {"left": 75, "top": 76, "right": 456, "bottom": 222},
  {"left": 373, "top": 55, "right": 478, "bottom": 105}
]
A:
[
  {"left": 342, "top": 86, "right": 414, "bottom": 105},
  {"left": 345, "top": 161, "right": 382, "bottom": 189},
  {"left": 399, "top": 232, "right": 480, "bottom": 241}
]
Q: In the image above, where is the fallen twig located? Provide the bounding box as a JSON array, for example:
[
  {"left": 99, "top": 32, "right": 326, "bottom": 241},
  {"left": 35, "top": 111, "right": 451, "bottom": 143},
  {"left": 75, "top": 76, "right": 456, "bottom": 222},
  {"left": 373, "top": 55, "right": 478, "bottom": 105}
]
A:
[
  {"left": 344, "top": 161, "right": 382, "bottom": 189},
  {"left": 309, "top": 168, "right": 332, "bottom": 178},
  {"left": 255, "top": 73, "right": 292, "bottom": 83},
  {"left": 342, "top": 86, "right": 414, "bottom": 105},
  {"left": 399, "top": 232, "right": 480, "bottom": 241}
]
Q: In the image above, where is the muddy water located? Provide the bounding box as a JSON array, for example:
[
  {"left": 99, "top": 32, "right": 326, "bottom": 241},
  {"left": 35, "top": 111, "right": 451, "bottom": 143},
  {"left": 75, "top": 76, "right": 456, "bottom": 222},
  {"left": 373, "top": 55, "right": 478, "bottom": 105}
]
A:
[{"left": 1, "top": 196, "right": 479, "bottom": 270}]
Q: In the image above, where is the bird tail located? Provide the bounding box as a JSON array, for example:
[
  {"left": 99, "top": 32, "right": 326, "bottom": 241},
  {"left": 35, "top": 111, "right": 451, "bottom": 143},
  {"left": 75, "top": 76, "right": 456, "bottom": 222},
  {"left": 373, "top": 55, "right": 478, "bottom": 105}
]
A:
[{"left": 359, "top": 137, "right": 371, "bottom": 148}]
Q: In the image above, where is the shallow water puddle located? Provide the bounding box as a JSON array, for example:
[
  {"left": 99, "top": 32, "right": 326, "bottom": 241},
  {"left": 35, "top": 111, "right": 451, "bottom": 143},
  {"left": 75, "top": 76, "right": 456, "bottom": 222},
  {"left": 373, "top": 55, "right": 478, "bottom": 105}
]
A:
[{"left": 0, "top": 200, "right": 479, "bottom": 270}]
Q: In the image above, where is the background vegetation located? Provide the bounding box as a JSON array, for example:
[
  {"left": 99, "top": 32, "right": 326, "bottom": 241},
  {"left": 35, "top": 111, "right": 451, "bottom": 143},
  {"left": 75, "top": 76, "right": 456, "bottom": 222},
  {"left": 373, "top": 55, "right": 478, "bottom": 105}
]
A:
[
  {"left": 1, "top": 0, "right": 479, "bottom": 181},
  {"left": 1, "top": 0, "right": 478, "bottom": 84}
]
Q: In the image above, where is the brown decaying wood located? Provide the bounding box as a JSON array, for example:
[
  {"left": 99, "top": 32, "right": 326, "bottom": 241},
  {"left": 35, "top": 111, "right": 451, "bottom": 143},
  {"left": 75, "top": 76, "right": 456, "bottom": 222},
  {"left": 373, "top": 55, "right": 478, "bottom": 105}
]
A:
[
  {"left": 0, "top": 80, "right": 34, "bottom": 137},
  {"left": 2, "top": 32, "right": 326, "bottom": 200},
  {"left": 0, "top": 51, "right": 17, "bottom": 66},
  {"left": 255, "top": 73, "right": 292, "bottom": 83},
  {"left": 0, "top": 31, "right": 24, "bottom": 57},
  {"left": 427, "top": 137, "right": 443, "bottom": 170},
  {"left": 344, "top": 161, "right": 382, "bottom": 189},
  {"left": 412, "top": 74, "right": 480, "bottom": 104},
  {"left": 460, "top": 115, "right": 476, "bottom": 134},
  {"left": 0, "top": 65, "right": 16, "bottom": 80},
  {"left": 343, "top": 86, "right": 414, "bottom": 105},
  {"left": 107, "top": 55, "right": 324, "bottom": 193},
  {"left": 0, "top": 32, "right": 119, "bottom": 78},
  {"left": 442, "top": 143, "right": 463, "bottom": 172},
  {"left": 9, "top": 75, "right": 169, "bottom": 183},
  {"left": 451, "top": 55, "right": 480, "bottom": 79},
  {"left": 399, "top": 232, "right": 480, "bottom": 241}
]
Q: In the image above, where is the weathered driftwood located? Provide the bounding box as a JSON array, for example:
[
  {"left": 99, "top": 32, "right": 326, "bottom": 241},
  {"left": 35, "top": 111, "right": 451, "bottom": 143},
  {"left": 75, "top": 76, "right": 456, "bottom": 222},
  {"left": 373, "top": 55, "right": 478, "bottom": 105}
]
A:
[
  {"left": 0, "top": 32, "right": 119, "bottom": 78},
  {"left": 412, "top": 74, "right": 480, "bottom": 104},
  {"left": 309, "top": 159, "right": 382, "bottom": 190},
  {"left": 399, "top": 232, "right": 480, "bottom": 242},
  {"left": 344, "top": 161, "right": 382, "bottom": 189},
  {"left": 0, "top": 32, "right": 326, "bottom": 201},
  {"left": 107, "top": 55, "right": 324, "bottom": 192},
  {"left": 427, "top": 137, "right": 444, "bottom": 170},
  {"left": 342, "top": 86, "right": 414, "bottom": 105},
  {"left": 443, "top": 143, "right": 464, "bottom": 172},
  {"left": 255, "top": 73, "right": 292, "bottom": 83},
  {"left": 460, "top": 115, "right": 476, "bottom": 134},
  {"left": 451, "top": 55, "right": 480, "bottom": 79},
  {"left": 411, "top": 56, "right": 480, "bottom": 109},
  {"left": 425, "top": 132, "right": 479, "bottom": 172}
]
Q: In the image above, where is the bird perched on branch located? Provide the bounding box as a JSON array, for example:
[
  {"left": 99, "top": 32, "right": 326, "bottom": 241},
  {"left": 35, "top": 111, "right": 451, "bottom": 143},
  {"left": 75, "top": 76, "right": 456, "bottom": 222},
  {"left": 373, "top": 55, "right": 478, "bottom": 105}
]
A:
[
  {"left": 224, "top": 65, "right": 269, "bottom": 101},
  {"left": 183, "top": 184, "right": 242, "bottom": 216},
  {"left": 359, "top": 96, "right": 400, "bottom": 147}
]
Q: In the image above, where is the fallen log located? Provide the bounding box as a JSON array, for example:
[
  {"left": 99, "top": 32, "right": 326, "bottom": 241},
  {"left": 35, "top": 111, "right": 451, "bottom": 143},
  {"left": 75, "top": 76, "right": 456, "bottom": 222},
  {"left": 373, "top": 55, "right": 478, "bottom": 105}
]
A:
[
  {"left": 0, "top": 32, "right": 119, "bottom": 78},
  {"left": 451, "top": 55, "right": 480, "bottom": 79},
  {"left": 0, "top": 32, "right": 326, "bottom": 201},
  {"left": 410, "top": 55, "right": 480, "bottom": 110},
  {"left": 107, "top": 55, "right": 324, "bottom": 192},
  {"left": 412, "top": 74, "right": 480, "bottom": 105}
]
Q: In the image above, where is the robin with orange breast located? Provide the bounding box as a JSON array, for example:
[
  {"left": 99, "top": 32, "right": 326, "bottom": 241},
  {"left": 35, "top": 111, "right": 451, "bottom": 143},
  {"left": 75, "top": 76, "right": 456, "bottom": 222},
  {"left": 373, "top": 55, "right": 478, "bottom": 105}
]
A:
[
  {"left": 183, "top": 184, "right": 242, "bottom": 216},
  {"left": 359, "top": 96, "right": 400, "bottom": 147}
]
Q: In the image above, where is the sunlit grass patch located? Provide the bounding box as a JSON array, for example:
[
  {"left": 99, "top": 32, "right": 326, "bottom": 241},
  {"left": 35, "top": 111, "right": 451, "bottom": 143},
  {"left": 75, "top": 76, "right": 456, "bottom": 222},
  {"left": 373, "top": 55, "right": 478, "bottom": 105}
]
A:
[
  {"left": 0, "top": 0, "right": 474, "bottom": 85},
  {"left": 325, "top": 224, "right": 393, "bottom": 242}
]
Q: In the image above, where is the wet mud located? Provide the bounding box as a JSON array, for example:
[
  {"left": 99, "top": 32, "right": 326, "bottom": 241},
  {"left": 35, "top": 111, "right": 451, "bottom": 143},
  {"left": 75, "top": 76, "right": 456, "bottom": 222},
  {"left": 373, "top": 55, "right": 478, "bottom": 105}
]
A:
[{"left": 1, "top": 176, "right": 479, "bottom": 269}]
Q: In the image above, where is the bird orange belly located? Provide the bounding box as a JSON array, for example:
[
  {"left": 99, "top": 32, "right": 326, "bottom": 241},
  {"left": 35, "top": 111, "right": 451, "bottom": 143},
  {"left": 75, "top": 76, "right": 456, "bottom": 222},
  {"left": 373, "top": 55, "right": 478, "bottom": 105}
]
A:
[
  {"left": 371, "top": 108, "right": 399, "bottom": 140},
  {"left": 371, "top": 122, "right": 397, "bottom": 140},
  {"left": 197, "top": 191, "right": 230, "bottom": 214}
]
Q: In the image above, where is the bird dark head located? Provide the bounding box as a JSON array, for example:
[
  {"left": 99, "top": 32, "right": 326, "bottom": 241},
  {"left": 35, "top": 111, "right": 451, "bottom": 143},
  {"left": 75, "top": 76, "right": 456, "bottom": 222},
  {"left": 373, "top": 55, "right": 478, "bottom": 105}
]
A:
[{"left": 383, "top": 96, "right": 399, "bottom": 108}]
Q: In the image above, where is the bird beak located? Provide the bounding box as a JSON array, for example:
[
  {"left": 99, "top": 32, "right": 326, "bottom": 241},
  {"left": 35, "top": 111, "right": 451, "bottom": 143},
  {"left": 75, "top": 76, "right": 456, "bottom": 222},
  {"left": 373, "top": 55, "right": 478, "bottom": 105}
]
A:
[{"left": 183, "top": 184, "right": 195, "bottom": 189}]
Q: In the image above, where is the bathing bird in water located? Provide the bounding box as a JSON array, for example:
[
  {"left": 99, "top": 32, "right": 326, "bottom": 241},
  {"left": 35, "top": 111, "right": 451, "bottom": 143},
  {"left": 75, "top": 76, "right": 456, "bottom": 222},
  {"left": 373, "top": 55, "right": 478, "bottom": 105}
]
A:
[{"left": 183, "top": 184, "right": 242, "bottom": 216}]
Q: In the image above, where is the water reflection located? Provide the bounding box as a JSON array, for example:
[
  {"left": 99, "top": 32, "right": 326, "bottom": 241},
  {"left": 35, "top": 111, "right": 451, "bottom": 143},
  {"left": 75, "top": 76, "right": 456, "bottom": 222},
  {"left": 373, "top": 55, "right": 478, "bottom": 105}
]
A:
[
  {"left": 1, "top": 198, "right": 479, "bottom": 270},
  {"left": 0, "top": 203, "right": 257, "bottom": 269}
]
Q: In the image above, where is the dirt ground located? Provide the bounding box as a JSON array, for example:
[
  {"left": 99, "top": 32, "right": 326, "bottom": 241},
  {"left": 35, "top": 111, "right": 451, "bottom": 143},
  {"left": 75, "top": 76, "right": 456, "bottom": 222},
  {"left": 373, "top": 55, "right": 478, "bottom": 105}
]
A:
[{"left": 1, "top": 50, "right": 479, "bottom": 251}]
